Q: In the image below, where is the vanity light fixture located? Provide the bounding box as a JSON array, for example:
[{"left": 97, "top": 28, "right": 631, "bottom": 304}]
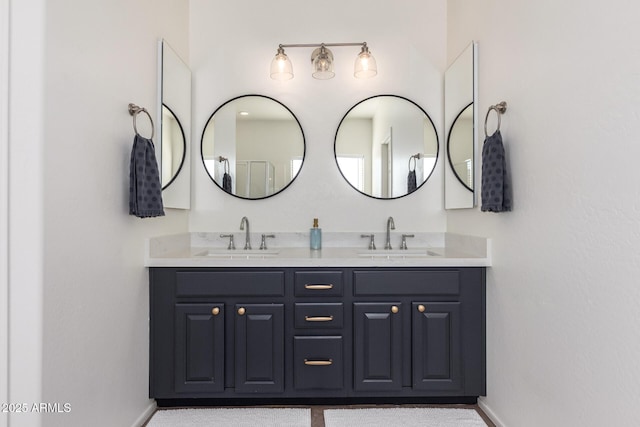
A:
[{"left": 270, "top": 42, "right": 377, "bottom": 81}]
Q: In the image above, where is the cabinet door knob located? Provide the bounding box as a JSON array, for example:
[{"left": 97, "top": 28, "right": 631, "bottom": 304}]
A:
[
  {"left": 418, "top": 305, "right": 426, "bottom": 313},
  {"left": 237, "top": 307, "right": 246, "bottom": 316},
  {"left": 391, "top": 305, "right": 399, "bottom": 314},
  {"left": 212, "top": 307, "right": 220, "bottom": 316}
]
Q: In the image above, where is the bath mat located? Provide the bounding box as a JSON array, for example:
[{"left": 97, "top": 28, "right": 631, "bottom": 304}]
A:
[
  {"left": 146, "top": 407, "right": 310, "bottom": 427},
  {"left": 323, "top": 407, "right": 487, "bottom": 427}
]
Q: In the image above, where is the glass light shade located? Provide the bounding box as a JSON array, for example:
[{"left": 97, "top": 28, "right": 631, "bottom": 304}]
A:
[
  {"left": 270, "top": 49, "right": 293, "bottom": 80},
  {"left": 311, "top": 46, "right": 335, "bottom": 80},
  {"left": 354, "top": 46, "right": 377, "bottom": 79}
]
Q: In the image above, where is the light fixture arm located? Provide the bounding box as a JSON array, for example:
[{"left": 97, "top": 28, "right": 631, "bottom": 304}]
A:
[{"left": 278, "top": 42, "right": 369, "bottom": 49}]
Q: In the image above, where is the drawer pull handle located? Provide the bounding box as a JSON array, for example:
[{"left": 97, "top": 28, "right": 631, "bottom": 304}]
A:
[
  {"left": 304, "top": 359, "right": 333, "bottom": 366},
  {"left": 391, "top": 305, "right": 399, "bottom": 314},
  {"left": 417, "top": 305, "right": 425, "bottom": 313},
  {"left": 237, "top": 307, "right": 246, "bottom": 316},
  {"left": 305, "top": 315, "right": 334, "bottom": 322},
  {"left": 304, "top": 284, "right": 334, "bottom": 290},
  {"left": 212, "top": 307, "right": 220, "bottom": 316}
]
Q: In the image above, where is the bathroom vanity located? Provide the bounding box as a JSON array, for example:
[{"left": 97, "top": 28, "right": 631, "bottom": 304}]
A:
[{"left": 147, "top": 232, "right": 489, "bottom": 406}]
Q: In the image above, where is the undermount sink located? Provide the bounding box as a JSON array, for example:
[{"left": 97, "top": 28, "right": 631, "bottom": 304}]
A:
[
  {"left": 357, "top": 248, "right": 443, "bottom": 258},
  {"left": 195, "top": 249, "right": 280, "bottom": 259}
]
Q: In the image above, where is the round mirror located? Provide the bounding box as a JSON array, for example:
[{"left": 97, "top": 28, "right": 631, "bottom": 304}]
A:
[
  {"left": 447, "top": 103, "right": 473, "bottom": 192},
  {"left": 201, "top": 95, "right": 306, "bottom": 199},
  {"left": 161, "top": 104, "right": 187, "bottom": 190},
  {"left": 334, "top": 95, "right": 439, "bottom": 199}
]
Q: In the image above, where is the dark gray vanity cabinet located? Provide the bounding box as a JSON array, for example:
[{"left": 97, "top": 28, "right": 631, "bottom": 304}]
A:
[
  {"left": 412, "top": 302, "right": 462, "bottom": 391},
  {"left": 149, "top": 266, "right": 485, "bottom": 404},
  {"left": 291, "top": 270, "right": 346, "bottom": 393},
  {"left": 352, "top": 301, "right": 464, "bottom": 394},
  {"left": 150, "top": 269, "right": 286, "bottom": 399},
  {"left": 174, "top": 303, "right": 225, "bottom": 393},
  {"left": 234, "top": 303, "right": 285, "bottom": 393},
  {"left": 353, "top": 302, "right": 403, "bottom": 391}
]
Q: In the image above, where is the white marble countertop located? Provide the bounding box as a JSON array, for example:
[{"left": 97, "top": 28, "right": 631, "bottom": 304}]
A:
[{"left": 145, "top": 232, "right": 491, "bottom": 268}]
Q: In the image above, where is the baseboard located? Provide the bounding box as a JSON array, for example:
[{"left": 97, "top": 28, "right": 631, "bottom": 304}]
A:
[
  {"left": 131, "top": 401, "right": 157, "bottom": 427},
  {"left": 156, "top": 396, "right": 479, "bottom": 407},
  {"left": 478, "top": 397, "right": 505, "bottom": 427}
]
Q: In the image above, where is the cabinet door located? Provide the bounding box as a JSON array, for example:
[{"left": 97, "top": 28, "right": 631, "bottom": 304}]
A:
[
  {"left": 353, "top": 302, "right": 402, "bottom": 391},
  {"left": 235, "top": 304, "right": 285, "bottom": 393},
  {"left": 174, "top": 303, "right": 225, "bottom": 393},
  {"left": 412, "top": 302, "right": 462, "bottom": 391}
]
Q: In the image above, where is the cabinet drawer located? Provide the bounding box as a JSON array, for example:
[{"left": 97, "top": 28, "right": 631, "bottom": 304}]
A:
[
  {"left": 294, "top": 303, "right": 344, "bottom": 329},
  {"left": 294, "top": 271, "right": 343, "bottom": 297},
  {"left": 294, "top": 336, "right": 343, "bottom": 390},
  {"left": 176, "top": 271, "right": 284, "bottom": 297},
  {"left": 353, "top": 270, "right": 460, "bottom": 296}
]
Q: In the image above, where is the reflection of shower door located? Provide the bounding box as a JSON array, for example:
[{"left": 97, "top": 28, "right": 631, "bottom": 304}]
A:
[
  {"left": 380, "top": 130, "right": 392, "bottom": 198},
  {"left": 236, "top": 161, "right": 275, "bottom": 198}
]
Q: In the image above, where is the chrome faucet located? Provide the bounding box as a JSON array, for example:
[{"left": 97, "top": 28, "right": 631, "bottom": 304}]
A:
[
  {"left": 239, "top": 216, "right": 251, "bottom": 250},
  {"left": 385, "top": 216, "right": 395, "bottom": 250}
]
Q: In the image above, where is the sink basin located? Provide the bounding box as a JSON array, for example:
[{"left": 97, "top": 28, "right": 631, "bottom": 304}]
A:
[
  {"left": 195, "top": 249, "right": 280, "bottom": 259},
  {"left": 357, "top": 249, "right": 442, "bottom": 258}
]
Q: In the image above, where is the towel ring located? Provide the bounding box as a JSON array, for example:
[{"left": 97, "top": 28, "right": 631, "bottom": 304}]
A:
[
  {"left": 484, "top": 101, "right": 507, "bottom": 138},
  {"left": 408, "top": 153, "right": 421, "bottom": 172},
  {"left": 128, "top": 103, "right": 154, "bottom": 139}
]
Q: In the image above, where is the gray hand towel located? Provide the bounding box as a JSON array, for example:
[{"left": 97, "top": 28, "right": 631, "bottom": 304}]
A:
[
  {"left": 129, "top": 135, "right": 165, "bottom": 218},
  {"left": 407, "top": 170, "right": 417, "bottom": 193},
  {"left": 223, "top": 172, "right": 232, "bottom": 193},
  {"left": 481, "top": 131, "right": 512, "bottom": 212}
]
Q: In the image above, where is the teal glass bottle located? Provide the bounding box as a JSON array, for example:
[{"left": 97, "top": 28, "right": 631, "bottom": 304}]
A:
[{"left": 310, "top": 218, "right": 322, "bottom": 250}]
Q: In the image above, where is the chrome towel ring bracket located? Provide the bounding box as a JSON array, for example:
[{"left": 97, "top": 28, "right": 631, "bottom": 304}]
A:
[
  {"left": 128, "top": 103, "right": 154, "bottom": 139},
  {"left": 218, "top": 156, "right": 230, "bottom": 174},
  {"left": 484, "top": 101, "right": 507, "bottom": 138}
]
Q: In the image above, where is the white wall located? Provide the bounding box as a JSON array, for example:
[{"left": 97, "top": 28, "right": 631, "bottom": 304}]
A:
[
  {"left": 7, "top": 1, "right": 46, "bottom": 426},
  {"left": 0, "top": 0, "right": 8, "bottom": 424},
  {"left": 14, "top": 1, "right": 191, "bottom": 426},
  {"left": 447, "top": 1, "right": 640, "bottom": 426},
  {"left": 189, "top": 0, "right": 447, "bottom": 234}
]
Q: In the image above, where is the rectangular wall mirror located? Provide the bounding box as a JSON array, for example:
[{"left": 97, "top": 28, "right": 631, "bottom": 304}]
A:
[
  {"left": 157, "top": 39, "right": 191, "bottom": 209},
  {"left": 444, "top": 41, "right": 477, "bottom": 209}
]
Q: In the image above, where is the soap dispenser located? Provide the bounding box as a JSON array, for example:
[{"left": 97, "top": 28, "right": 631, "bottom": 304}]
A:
[{"left": 310, "top": 218, "right": 322, "bottom": 250}]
